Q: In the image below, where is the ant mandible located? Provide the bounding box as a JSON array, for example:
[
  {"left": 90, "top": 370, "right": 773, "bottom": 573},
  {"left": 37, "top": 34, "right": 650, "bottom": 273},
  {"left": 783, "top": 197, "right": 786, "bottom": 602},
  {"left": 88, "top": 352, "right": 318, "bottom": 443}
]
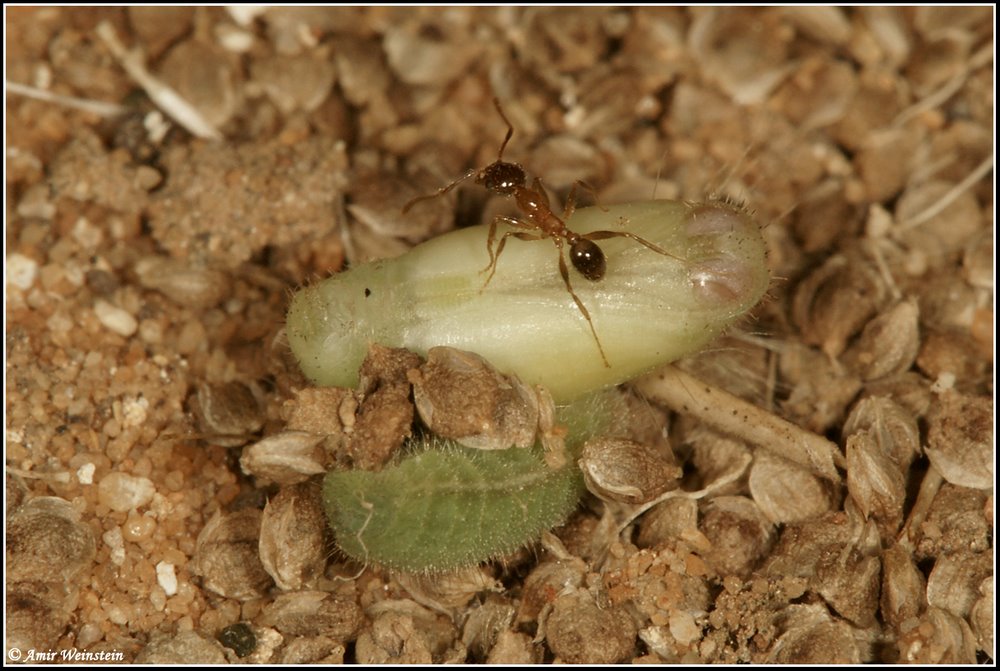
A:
[{"left": 403, "top": 98, "right": 683, "bottom": 368}]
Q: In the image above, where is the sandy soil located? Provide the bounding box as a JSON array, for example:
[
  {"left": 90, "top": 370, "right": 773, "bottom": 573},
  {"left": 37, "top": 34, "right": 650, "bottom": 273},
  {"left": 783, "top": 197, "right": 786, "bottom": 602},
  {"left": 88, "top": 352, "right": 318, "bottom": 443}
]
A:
[{"left": 5, "top": 6, "right": 993, "bottom": 664}]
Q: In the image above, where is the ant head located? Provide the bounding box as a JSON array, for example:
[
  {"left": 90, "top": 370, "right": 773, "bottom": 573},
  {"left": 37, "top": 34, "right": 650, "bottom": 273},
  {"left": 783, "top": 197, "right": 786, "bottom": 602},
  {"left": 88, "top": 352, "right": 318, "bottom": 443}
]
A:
[{"left": 476, "top": 161, "right": 525, "bottom": 195}]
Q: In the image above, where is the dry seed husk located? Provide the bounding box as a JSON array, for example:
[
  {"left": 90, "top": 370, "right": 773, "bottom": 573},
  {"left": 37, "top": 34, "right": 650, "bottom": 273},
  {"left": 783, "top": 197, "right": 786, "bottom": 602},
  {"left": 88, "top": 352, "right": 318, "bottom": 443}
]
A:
[
  {"left": 636, "top": 497, "right": 700, "bottom": 549},
  {"left": 854, "top": 128, "right": 921, "bottom": 203},
  {"left": 916, "top": 328, "right": 991, "bottom": 383},
  {"left": 846, "top": 431, "right": 906, "bottom": 536},
  {"left": 861, "top": 6, "right": 912, "bottom": 66},
  {"left": 814, "top": 548, "right": 881, "bottom": 628},
  {"left": 749, "top": 451, "right": 837, "bottom": 524},
  {"left": 5, "top": 581, "right": 74, "bottom": 652},
  {"left": 688, "top": 8, "right": 793, "bottom": 105},
  {"left": 396, "top": 566, "right": 502, "bottom": 612},
  {"left": 897, "top": 606, "right": 978, "bottom": 663},
  {"left": 136, "top": 630, "right": 229, "bottom": 664},
  {"left": 258, "top": 483, "right": 327, "bottom": 591},
  {"left": 925, "top": 390, "right": 993, "bottom": 489},
  {"left": 895, "top": 180, "right": 983, "bottom": 269},
  {"left": 331, "top": 35, "right": 390, "bottom": 106},
  {"left": 277, "top": 636, "right": 346, "bottom": 664},
  {"left": 252, "top": 50, "right": 336, "bottom": 114},
  {"left": 190, "top": 509, "right": 273, "bottom": 600},
  {"left": 461, "top": 597, "right": 517, "bottom": 660},
  {"left": 768, "top": 615, "right": 861, "bottom": 664},
  {"left": 579, "top": 437, "right": 680, "bottom": 504},
  {"left": 926, "top": 551, "right": 993, "bottom": 619},
  {"left": 282, "top": 386, "right": 351, "bottom": 444},
  {"left": 546, "top": 590, "right": 637, "bottom": 664},
  {"left": 486, "top": 630, "right": 541, "bottom": 664},
  {"left": 135, "top": 256, "right": 231, "bottom": 309},
  {"left": 969, "top": 577, "right": 993, "bottom": 660},
  {"left": 383, "top": 22, "right": 477, "bottom": 87},
  {"left": 862, "top": 372, "right": 933, "bottom": 419},
  {"left": 193, "top": 380, "right": 263, "bottom": 443},
  {"left": 843, "top": 297, "right": 920, "bottom": 381},
  {"left": 127, "top": 7, "right": 195, "bottom": 59},
  {"left": 346, "top": 345, "right": 420, "bottom": 469},
  {"left": 156, "top": 37, "right": 238, "bottom": 130},
  {"left": 517, "top": 557, "right": 587, "bottom": 624},
  {"left": 240, "top": 431, "right": 327, "bottom": 485},
  {"left": 356, "top": 601, "right": 464, "bottom": 664},
  {"left": 778, "top": 343, "right": 863, "bottom": 433},
  {"left": 843, "top": 396, "right": 921, "bottom": 470},
  {"left": 348, "top": 170, "right": 452, "bottom": 242},
  {"left": 915, "top": 484, "right": 991, "bottom": 558},
  {"left": 781, "top": 7, "right": 851, "bottom": 45},
  {"left": 772, "top": 57, "right": 856, "bottom": 131},
  {"left": 6, "top": 496, "right": 96, "bottom": 583},
  {"left": 355, "top": 611, "right": 434, "bottom": 664},
  {"left": 762, "top": 512, "right": 857, "bottom": 579},
  {"left": 792, "top": 250, "right": 889, "bottom": 358},
  {"left": 410, "top": 347, "right": 541, "bottom": 451},
  {"left": 685, "top": 424, "right": 752, "bottom": 494},
  {"left": 700, "top": 496, "right": 775, "bottom": 578},
  {"left": 260, "top": 590, "right": 363, "bottom": 640},
  {"left": 880, "top": 543, "right": 927, "bottom": 630}
]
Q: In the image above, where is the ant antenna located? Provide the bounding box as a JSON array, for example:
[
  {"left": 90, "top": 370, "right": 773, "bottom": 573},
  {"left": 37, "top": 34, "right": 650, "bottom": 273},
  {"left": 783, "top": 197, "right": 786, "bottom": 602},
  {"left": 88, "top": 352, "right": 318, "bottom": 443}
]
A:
[
  {"left": 401, "top": 168, "right": 477, "bottom": 215},
  {"left": 491, "top": 97, "right": 514, "bottom": 161}
]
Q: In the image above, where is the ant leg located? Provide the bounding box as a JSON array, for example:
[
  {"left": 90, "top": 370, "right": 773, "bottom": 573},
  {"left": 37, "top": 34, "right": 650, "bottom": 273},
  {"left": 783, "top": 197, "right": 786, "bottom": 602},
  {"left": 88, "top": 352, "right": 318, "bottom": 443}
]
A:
[
  {"left": 481, "top": 217, "right": 542, "bottom": 289},
  {"left": 563, "top": 180, "right": 607, "bottom": 221},
  {"left": 563, "top": 182, "right": 579, "bottom": 221},
  {"left": 482, "top": 230, "right": 545, "bottom": 289},
  {"left": 581, "top": 229, "right": 688, "bottom": 263},
  {"left": 554, "top": 240, "right": 611, "bottom": 368},
  {"left": 402, "top": 168, "right": 478, "bottom": 214},
  {"left": 482, "top": 215, "right": 533, "bottom": 274}
]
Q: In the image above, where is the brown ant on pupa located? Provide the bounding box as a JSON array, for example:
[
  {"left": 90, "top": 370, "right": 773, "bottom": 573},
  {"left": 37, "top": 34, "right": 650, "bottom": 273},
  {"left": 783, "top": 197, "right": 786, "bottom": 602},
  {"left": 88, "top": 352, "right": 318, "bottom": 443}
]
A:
[{"left": 404, "top": 98, "right": 684, "bottom": 367}]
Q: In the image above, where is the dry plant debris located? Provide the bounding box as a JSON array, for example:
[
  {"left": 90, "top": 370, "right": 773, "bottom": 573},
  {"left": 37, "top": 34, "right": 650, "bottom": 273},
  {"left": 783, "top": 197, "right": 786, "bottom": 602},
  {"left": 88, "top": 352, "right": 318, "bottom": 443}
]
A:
[{"left": 4, "top": 6, "right": 993, "bottom": 664}]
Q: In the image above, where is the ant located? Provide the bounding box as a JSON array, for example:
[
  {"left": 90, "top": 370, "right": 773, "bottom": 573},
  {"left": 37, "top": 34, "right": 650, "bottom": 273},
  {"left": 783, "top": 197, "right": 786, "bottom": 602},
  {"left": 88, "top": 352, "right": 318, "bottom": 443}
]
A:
[{"left": 403, "top": 98, "right": 683, "bottom": 368}]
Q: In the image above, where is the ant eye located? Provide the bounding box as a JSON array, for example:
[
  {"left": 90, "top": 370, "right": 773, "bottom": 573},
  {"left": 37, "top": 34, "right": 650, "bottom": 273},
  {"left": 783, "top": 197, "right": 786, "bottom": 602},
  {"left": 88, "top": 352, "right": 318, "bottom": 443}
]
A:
[{"left": 571, "top": 239, "right": 605, "bottom": 281}]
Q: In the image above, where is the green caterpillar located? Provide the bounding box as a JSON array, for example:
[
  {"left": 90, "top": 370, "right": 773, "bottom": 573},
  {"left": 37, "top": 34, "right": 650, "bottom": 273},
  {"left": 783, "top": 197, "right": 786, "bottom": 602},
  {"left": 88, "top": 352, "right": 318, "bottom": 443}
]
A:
[
  {"left": 323, "top": 391, "right": 620, "bottom": 573},
  {"left": 289, "top": 200, "right": 769, "bottom": 571}
]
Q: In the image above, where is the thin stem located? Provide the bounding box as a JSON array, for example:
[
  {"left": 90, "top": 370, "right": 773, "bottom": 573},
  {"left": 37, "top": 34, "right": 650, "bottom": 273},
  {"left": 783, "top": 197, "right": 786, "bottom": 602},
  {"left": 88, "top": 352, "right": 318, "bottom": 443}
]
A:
[
  {"left": 6, "top": 80, "right": 128, "bottom": 117},
  {"left": 898, "top": 154, "right": 994, "bottom": 231},
  {"left": 95, "top": 21, "right": 222, "bottom": 141},
  {"left": 634, "top": 364, "right": 845, "bottom": 482}
]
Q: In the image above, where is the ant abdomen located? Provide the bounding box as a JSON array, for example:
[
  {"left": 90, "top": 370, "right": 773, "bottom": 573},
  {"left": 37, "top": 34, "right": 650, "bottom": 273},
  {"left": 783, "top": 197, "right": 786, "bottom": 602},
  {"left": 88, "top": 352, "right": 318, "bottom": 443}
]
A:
[{"left": 570, "top": 239, "right": 606, "bottom": 281}]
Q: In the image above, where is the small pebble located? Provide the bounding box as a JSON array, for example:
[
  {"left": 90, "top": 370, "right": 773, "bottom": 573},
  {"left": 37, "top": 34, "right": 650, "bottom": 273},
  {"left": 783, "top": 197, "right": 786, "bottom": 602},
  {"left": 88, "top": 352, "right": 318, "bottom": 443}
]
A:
[
  {"left": 668, "top": 610, "right": 701, "bottom": 645},
  {"left": 94, "top": 299, "right": 138, "bottom": 337},
  {"left": 7, "top": 253, "right": 39, "bottom": 290},
  {"left": 76, "top": 462, "right": 96, "bottom": 485},
  {"left": 157, "top": 561, "right": 179, "bottom": 596},
  {"left": 98, "top": 472, "right": 156, "bottom": 512},
  {"left": 122, "top": 396, "right": 150, "bottom": 427},
  {"left": 103, "top": 526, "right": 126, "bottom": 566},
  {"left": 122, "top": 511, "right": 157, "bottom": 542},
  {"left": 218, "top": 622, "right": 257, "bottom": 658}
]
